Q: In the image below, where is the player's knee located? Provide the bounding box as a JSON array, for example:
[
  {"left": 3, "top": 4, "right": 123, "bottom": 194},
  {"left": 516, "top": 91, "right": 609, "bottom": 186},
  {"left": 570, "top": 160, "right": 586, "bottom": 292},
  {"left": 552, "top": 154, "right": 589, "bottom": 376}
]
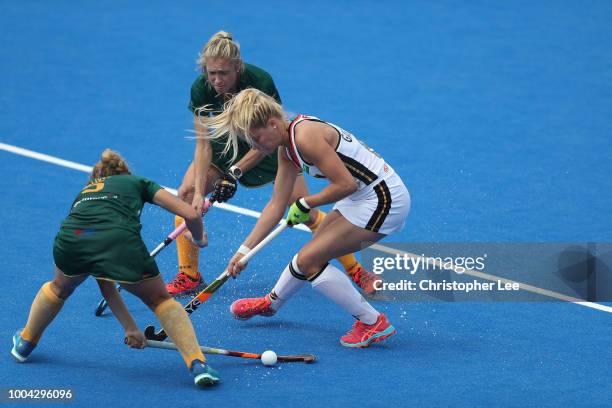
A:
[
  {"left": 50, "top": 279, "right": 75, "bottom": 300},
  {"left": 145, "top": 292, "right": 172, "bottom": 312},
  {"left": 296, "top": 250, "right": 326, "bottom": 278}
]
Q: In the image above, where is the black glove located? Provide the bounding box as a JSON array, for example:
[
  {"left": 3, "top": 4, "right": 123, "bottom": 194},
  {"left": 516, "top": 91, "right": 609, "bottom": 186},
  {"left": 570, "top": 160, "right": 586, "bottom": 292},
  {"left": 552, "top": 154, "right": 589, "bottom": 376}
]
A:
[{"left": 211, "top": 174, "right": 238, "bottom": 203}]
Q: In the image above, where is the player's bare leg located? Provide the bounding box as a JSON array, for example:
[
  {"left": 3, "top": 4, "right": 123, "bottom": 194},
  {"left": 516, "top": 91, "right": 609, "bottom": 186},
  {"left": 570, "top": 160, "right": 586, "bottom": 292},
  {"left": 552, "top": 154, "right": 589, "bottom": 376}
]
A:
[{"left": 288, "top": 175, "right": 381, "bottom": 294}]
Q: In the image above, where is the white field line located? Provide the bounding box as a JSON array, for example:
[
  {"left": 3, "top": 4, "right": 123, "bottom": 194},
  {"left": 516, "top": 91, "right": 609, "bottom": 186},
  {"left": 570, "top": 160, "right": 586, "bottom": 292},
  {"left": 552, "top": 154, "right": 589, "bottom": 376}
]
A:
[
  {"left": 1, "top": 142, "right": 94, "bottom": 172},
  {"left": 3, "top": 142, "right": 611, "bottom": 314},
  {"left": 0, "top": 142, "right": 307, "bottom": 231}
]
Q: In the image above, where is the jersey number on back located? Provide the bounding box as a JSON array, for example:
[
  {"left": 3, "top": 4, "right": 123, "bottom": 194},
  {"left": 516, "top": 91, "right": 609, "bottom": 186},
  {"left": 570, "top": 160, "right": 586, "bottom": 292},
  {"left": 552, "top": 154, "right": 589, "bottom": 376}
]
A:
[{"left": 81, "top": 181, "right": 105, "bottom": 194}]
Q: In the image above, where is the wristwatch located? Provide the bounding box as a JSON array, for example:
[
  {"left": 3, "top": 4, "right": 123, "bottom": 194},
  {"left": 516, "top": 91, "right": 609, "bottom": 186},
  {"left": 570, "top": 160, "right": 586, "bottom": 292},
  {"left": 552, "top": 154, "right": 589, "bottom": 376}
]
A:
[{"left": 228, "top": 165, "right": 243, "bottom": 180}]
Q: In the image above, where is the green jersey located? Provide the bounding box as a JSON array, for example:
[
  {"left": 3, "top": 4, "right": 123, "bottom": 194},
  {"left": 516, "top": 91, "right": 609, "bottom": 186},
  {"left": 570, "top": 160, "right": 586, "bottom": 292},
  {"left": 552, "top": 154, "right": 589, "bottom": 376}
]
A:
[
  {"left": 54, "top": 174, "right": 163, "bottom": 283},
  {"left": 60, "top": 175, "right": 162, "bottom": 234},
  {"left": 188, "top": 63, "right": 281, "bottom": 187}
]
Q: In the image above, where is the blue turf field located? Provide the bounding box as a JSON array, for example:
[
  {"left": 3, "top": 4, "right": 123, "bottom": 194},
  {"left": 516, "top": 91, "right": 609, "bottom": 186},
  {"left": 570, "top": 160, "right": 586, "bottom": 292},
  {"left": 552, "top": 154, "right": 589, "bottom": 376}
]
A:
[{"left": 1, "top": 1, "right": 611, "bottom": 407}]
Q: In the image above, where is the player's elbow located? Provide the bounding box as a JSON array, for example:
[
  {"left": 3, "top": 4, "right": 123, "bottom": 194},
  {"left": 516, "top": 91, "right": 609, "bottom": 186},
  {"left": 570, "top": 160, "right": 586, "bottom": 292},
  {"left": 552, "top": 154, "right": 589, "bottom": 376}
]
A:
[{"left": 338, "top": 180, "right": 358, "bottom": 196}]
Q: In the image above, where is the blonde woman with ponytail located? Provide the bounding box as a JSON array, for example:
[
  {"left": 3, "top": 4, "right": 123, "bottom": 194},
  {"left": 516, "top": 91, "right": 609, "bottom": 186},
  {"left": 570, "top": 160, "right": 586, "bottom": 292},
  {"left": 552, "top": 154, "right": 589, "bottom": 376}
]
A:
[
  {"left": 170, "top": 30, "right": 380, "bottom": 297},
  {"left": 202, "top": 89, "right": 411, "bottom": 348},
  {"left": 11, "top": 149, "right": 220, "bottom": 387}
]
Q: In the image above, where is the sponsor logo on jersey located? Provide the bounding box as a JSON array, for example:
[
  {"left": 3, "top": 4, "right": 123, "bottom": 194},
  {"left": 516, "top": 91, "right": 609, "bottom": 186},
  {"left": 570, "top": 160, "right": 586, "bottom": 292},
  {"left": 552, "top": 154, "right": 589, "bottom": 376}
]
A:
[
  {"left": 340, "top": 129, "right": 353, "bottom": 142},
  {"left": 74, "top": 228, "right": 96, "bottom": 236}
]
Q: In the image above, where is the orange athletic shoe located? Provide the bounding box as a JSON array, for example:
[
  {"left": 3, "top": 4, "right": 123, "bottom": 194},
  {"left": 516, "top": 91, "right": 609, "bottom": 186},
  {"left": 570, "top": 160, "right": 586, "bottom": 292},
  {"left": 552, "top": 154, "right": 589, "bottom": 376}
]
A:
[
  {"left": 350, "top": 266, "right": 382, "bottom": 295},
  {"left": 230, "top": 294, "right": 276, "bottom": 320},
  {"left": 340, "top": 313, "right": 396, "bottom": 348},
  {"left": 166, "top": 272, "right": 204, "bottom": 297}
]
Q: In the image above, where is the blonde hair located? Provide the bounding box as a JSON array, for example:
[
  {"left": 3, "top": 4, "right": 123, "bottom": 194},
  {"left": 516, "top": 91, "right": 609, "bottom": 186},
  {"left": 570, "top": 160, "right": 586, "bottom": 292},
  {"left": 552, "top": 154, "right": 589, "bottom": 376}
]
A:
[
  {"left": 90, "top": 149, "right": 131, "bottom": 180},
  {"left": 197, "top": 30, "right": 244, "bottom": 74},
  {"left": 197, "top": 88, "right": 286, "bottom": 163}
]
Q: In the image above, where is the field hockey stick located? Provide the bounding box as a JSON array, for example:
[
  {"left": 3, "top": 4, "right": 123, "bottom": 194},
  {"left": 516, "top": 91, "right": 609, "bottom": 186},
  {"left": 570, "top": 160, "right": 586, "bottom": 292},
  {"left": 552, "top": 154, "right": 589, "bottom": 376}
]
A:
[
  {"left": 144, "top": 220, "right": 289, "bottom": 341},
  {"left": 146, "top": 339, "right": 316, "bottom": 363},
  {"left": 94, "top": 198, "right": 213, "bottom": 316}
]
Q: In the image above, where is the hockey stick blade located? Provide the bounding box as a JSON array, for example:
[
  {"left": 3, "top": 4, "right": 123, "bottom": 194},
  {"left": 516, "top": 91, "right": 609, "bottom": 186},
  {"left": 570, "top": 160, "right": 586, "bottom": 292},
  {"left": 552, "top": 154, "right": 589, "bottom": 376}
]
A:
[
  {"left": 277, "top": 354, "right": 317, "bottom": 363},
  {"left": 144, "top": 324, "right": 166, "bottom": 341}
]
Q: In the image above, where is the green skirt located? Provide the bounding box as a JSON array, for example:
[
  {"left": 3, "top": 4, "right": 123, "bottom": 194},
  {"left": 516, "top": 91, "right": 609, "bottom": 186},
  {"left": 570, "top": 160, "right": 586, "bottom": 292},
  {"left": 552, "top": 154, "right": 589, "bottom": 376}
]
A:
[{"left": 53, "top": 227, "right": 160, "bottom": 283}]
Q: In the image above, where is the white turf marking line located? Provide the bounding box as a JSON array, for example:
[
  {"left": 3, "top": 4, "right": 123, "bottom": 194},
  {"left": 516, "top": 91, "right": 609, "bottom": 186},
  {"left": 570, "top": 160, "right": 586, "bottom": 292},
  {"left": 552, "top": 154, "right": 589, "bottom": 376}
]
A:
[
  {"left": 0, "top": 143, "right": 309, "bottom": 232},
  {"left": 1, "top": 142, "right": 93, "bottom": 173},
  {"left": 3, "top": 142, "right": 611, "bottom": 314}
]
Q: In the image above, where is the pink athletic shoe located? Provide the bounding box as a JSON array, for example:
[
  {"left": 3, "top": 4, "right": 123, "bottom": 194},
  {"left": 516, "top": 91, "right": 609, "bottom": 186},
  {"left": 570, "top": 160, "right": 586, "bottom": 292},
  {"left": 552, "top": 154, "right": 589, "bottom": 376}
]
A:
[
  {"left": 340, "top": 313, "right": 396, "bottom": 348},
  {"left": 230, "top": 294, "right": 276, "bottom": 320}
]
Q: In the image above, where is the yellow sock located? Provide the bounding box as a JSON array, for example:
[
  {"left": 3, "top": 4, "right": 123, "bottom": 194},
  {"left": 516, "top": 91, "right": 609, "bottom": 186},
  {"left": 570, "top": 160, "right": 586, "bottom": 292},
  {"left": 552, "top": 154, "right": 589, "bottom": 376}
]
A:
[
  {"left": 306, "top": 209, "right": 325, "bottom": 232},
  {"left": 175, "top": 215, "right": 200, "bottom": 279},
  {"left": 337, "top": 254, "right": 360, "bottom": 276},
  {"left": 21, "top": 282, "right": 64, "bottom": 345},
  {"left": 306, "top": 210, "right": 360, "bottom": 275},
  {"left": 154, "top": 298, "right": 205, "bottom": 367}
]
